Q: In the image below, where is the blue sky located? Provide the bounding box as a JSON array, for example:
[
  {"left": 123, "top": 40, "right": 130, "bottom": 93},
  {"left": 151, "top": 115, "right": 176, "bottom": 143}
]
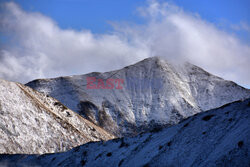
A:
[
  {"left": 0, "top": 0, "right": 249, "bottom": 87},
  {"left": 2, "top": 0, "right": 250, "bottom": 39}
]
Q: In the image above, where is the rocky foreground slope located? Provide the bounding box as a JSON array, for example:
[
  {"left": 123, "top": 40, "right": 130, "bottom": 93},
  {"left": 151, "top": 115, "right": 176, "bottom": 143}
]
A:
[
  {"left": 26, "top": 57, "right": 250, "bottom": 136},
  {"left": 0, "top": 79, "right": 114, "bottom": 154},
  {"left": 1, "top": 98, "right": 249, "bottom": 167}
]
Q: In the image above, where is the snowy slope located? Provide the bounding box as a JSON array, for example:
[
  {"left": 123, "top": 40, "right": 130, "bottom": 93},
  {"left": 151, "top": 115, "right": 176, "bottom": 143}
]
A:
[
  {"left": 26, "top": 57, "right": 250, "bottom": 136},
  {"left": 2, "top": 98, "right": 249, "bottom": 167},
  {"left": 0, "top": 79, "right": 114, "bottom": 154}
]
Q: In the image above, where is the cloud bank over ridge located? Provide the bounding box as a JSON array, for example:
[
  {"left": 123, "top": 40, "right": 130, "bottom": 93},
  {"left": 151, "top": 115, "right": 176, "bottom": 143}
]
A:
[{"left": 0, "top": 1, "right": 249, "bottom": 87}]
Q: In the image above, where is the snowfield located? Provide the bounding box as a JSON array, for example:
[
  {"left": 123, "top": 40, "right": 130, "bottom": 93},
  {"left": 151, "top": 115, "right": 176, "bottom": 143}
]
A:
[
  {"left": 1, "top": 98, "right": 249, "bottom": 167},
  {"left": 26, "top": 57, "right": 250, "bottom": 136},
  {"left": 0, "top": 79, "right": 114, "bottom": 154}
]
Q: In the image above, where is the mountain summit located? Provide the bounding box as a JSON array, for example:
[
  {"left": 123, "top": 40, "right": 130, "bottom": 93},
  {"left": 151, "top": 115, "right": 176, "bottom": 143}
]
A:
[{"left": 26, "top": 57, "right": 250, "bottom": 136}]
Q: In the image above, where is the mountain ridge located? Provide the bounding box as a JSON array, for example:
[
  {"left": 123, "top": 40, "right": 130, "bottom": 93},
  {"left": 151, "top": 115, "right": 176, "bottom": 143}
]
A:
[
  {"left": 26, "top": 57, "right": 250, "bottom": 136},
  {"left": 0, "top": 79, "right": 115, "bottom": 154},
  {"left": 1, "top": 98, "right": 249, "bottom": 166}
]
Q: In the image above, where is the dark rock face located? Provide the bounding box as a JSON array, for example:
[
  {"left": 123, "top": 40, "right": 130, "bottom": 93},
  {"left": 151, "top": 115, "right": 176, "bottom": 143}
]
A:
[{"left": 78, "top": 101, "right": 99, "bottom": 123}]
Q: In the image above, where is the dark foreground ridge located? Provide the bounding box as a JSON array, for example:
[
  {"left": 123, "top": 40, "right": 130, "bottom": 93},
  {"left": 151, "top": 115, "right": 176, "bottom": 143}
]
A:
[{"left": 1, "top": 98, "right": 249, "bottom": 167}]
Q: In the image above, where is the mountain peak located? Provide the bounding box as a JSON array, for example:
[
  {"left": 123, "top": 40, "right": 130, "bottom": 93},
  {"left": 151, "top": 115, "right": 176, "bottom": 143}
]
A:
[{"left": 26, "top": 57, "right": 250, "bottom": 136}]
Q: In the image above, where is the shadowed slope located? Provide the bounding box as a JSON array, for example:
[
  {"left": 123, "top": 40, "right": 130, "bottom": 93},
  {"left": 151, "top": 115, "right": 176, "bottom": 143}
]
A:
[{"left": 1, "top": 98, "right": 249, "bottom": 166}]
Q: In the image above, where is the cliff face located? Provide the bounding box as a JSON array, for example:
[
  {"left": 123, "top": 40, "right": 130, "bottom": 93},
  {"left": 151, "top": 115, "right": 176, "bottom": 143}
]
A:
[
  {"left": 0, "top": 79, "right": 114, "bottom": 154},
  {"left": 26, "top": 57, "right": 250, "bottom": 136}
]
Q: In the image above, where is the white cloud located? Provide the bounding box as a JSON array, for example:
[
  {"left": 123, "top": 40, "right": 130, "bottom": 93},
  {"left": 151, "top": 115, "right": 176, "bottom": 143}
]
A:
[
  {"left": 0, "top": 1, "right": 250, "bottom": 87},
  {"left": 0, "top": 2, "right": 149, "bottom": 83}
]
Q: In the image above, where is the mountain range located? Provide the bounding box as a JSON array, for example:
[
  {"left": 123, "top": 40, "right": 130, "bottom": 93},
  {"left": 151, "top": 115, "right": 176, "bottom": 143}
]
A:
[{"left": 0, "top": 56, "right": 249, "bottom": 166}]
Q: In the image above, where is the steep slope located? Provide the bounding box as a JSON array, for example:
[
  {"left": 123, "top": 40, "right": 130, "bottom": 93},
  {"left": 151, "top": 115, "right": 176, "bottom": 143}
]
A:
[
  {"left": 0, "top": 79, "right": 114, "bottom": 154},
  {"left": 26, "top": 57, "right": 250, "bottom": 136},
  {"left": 2, "top": 99, "right": 249, "bottom": 167}
]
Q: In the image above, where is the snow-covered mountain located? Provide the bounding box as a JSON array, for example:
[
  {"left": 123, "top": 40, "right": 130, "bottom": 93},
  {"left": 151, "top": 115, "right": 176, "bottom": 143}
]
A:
[
  {"left": 2, "top": 98, "right": 249, "bottom": 167},
  {"left": 26, "top": 57, "right": 250, "bottom": 136},
  {"left": 0, "top": 79, "right": 114, "bottom": 154}
]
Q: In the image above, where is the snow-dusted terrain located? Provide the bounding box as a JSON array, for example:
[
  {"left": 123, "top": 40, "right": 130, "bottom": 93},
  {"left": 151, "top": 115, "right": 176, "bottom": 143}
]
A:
[
  {"left": 1, "top": 98, "right": 249, "bottom": 167},
  {"left": 0, "top": 79, "right": 114, "bottom": 154},
  {"left": 26, "top": 57, "right": 250, "bottom": 136}
]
